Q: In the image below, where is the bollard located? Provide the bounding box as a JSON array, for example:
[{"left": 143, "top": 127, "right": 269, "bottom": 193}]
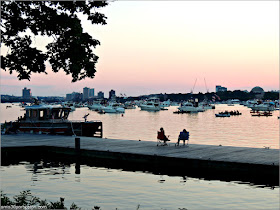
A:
[
  {"left": 75, "top": 137, "right": 81, "bottom": 174},
  {"left": 75, "top": 137, "right": 80, "bottom": 154}
]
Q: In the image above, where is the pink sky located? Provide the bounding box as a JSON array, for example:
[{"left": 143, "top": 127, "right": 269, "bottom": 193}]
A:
[{"left": 1, "top": 1, "right": 279, "bottom": 97}]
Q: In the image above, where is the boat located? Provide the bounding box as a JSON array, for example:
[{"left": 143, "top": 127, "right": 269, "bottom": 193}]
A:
[
  {"left": 88, "top": 100, "right": 104, "bottom": 111},
  {"left": 160, "top": 99, "right": 171, "bottom": 108},
  {"left": 251, "top": 111, "right": 273, "bottom": 117},
  {"left": 215, "top": 112, "right": 230, "bottom": 117},
  {"left": 249, "top": 101, "right": 275, "bottom": 111},
  {"left": 74, "top": 102, "right": 85, "bottom": 108},
  {"left": 199, "top": 100, "right": 215, "bottom": 110},
  {"left": 4, "top": 104, "right": 102, "bottom": 137},
  {"left": 19, "top": 102, "right": 28, "bottom": 107},
  {"left": 178, "top": 100, "right": 204, "bottom": 113},
  {"left": 102, "top": 102, "right": 125, "bottom": 113},
  {"left": 124, "top": 101, "right": 136, "bottom": 109},
  {"left": 139, "top": 98, "right": 161, "bottom": 111},
  {"left": 62, "top": 102, "right": 76, "bottom": 112},
  {"left": 229, "top": 110, "right": 242, "bottom": 116}
]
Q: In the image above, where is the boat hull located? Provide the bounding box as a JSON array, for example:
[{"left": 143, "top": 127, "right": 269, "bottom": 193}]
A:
[
  {"left": 139, "top": 105, "right": 161, "bottom": 111},
  {"left": 17, "top": 121, "right": 103, "bottom": 137},
  {"left": 215, "top": 114, "right": 230, "bottom": 117}
]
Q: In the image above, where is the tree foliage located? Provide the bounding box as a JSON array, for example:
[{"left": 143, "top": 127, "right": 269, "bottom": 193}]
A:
[{"left": 1, "top": 0, "right": 108, "bottom": 82}]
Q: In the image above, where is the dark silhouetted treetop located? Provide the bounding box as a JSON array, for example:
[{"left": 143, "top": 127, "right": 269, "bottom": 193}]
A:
[{"left": 1, "top": 0, "right": 108, "bottom": 82}]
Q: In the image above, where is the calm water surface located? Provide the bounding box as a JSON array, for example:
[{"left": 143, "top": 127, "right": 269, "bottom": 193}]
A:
[
  {"left": 1, "top": 103, "right": 279, "bottom": 148},
  {"left": 1, "top": 103, "right": 279, "bottom": 209},
  {"left": 1, "top": 161, "right": 279, "bottom": 209}
]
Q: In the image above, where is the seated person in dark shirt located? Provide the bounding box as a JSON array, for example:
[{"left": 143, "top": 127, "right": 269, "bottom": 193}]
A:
[
  {"left": 157, "top": 127, "right": 170, "bottom": 145},
  {"left": 177, "top": 129, "right": 189, "bottom": 146}
]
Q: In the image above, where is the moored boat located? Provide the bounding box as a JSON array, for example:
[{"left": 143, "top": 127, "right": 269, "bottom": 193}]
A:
[
  {"left": 215, "top": 113, "right": 230, "bottom": 117},
  {"left": 102, "top": 102, "right": 125, "bottom": 113},
  {"left": 88, "top": 100, "right": 104, "bottom": 111},
  {"left": 4, "top": 104, "right": 102, "bottom": 137},
  {"left": 139, "top": 98, "right": 161, "bottom": 111},
  {"left": 178, "top": 100, "right": 204, "bottom": 113},
  {"left": 251, "top": 111, "right": 273, "bottom": 117}
]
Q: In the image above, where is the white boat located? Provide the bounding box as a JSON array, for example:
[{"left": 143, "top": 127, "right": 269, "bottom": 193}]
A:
[
  {"left": 102, "top": 102, "right": 125, "bottom": 113},
  {"left": 227, "top": 99, "right": 240, "bottom": 105},
  {"left": 139, "top": 98, "right": 161, "bottom": 111},
  {"left": 199, "top": 100, "right": 215, "bottom": 110},
  {"left": 250, "top": 102, "right": 275, "bottom": 111},
  {"left": 62, "top": 102, "right": 76, "bottom": 112},
  {"left": 178, "top": 101, "right": 204, "bottom": 113},
  {"left": 124, "top": 101, "right": 136, "bottom": 109},
  {"left": 160, "top": 99, "right": 171, "bottom": 108},
  {"left": 74, "top": 102, "right": 85, "bottom": 108},
  {"left": 88, "top": 101, "right": 104, "bottom": 111}
]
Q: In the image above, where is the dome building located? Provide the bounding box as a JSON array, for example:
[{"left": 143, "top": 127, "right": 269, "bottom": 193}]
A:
[
  {"left": 251, "top": 86, "right": 264, "bottom": 94},
  {"left": 250, "top": 86, "right": 264, "bottom": 99}
]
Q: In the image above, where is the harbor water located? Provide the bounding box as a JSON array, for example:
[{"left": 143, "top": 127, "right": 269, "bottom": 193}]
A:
[
  {"left": 1, "top": 103, "right": 279, "bottom": 209},
  {"left": 2, "top": 103, "right": 279, "bottom": 149}
]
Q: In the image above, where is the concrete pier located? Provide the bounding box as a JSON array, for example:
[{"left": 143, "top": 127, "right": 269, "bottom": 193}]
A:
[{"left": 1, "top": 134, "right": 279, "bottom": 186}]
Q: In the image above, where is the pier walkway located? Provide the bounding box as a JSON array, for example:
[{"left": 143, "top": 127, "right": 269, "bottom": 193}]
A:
[{"left": 1, "top": 134, "right": 279, "bottom": 185}]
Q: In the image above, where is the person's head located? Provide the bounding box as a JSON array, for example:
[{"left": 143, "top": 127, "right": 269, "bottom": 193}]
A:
[
  {"left": 183, "top": 129, "right": 187, "bottom": 133},
  {"left": 160, "top": 127, "right": 163, "bottom": 131}
]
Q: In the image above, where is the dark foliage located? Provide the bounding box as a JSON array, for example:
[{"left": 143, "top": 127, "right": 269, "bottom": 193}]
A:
[
  {"left": 1, "top": 190, "right": 82, "bottom": 209},
  {"left": 1, "top": 0, "right": 107, "bottom": 82}
]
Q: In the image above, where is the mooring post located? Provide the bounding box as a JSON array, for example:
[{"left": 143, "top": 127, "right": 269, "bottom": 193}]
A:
[
  {"left": 75, "top": 137, "right": 80, "bottom": 154},
  {"left": 75, "top": 137, "right": 81, "bottom": 174}
]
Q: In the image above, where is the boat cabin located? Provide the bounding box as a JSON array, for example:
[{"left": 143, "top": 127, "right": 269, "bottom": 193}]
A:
[{"left": 23, "top": 105, "right": 71, "bottom": 121}]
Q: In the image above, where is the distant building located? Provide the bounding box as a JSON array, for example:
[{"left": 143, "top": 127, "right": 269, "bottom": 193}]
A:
[
  {"left": 97, "top": 91, "right": 104, "bottom": 99},
  {"left": 83, "top": 87, "right": 89, "bottom": 100},
  {"left": 72, "top": 92, "right": 82, "bottom": 101},
  {"left": 250, "top": 86, "right": 264, "bottom": 94},
  {"left": 216, "top": 85, "right": 227, "bottom": 92},
  {"left": 89, "top": 88, "right": 95, "bottom": 98},
  {"left": 67, "top": 92, "right": 82, "bottom": 101},
  {"left": 250, "top": 86, "right": 264, "bottom": 99},
  {"left": 22, "top": 87, "right": 31, "bottom": 99},
  {"left": 66, "top": 94, "right": 72, "bottom": 101},
  {"left": 109, "top": 89, "right": 116, "bottom": 100}
]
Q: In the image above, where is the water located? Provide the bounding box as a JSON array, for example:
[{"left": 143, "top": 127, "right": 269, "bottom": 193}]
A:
[
  {"left": 1, "top": 162, "right": 279, "bottom": 209},
  {"left": 1, "top": 103, "right": 279, "bottom": 209},
  {"left": 2, "top": 103, "right": 279, "bottom": 148}
]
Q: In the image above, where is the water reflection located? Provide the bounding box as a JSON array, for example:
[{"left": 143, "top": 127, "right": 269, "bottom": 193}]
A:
[
  {"left": 3, "top": 153, "right": 279, "bottom": 189},
  {"left": 1, "top": 159, "right": 279, "bottom": 209}
]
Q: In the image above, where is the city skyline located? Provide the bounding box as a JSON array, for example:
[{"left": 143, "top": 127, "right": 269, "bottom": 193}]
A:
[
  {"left": 1, "top": 1, "right": 279, "bottom": 97},
  {"left": 3, "top": 85, "right": 279, "bottom": 99}
]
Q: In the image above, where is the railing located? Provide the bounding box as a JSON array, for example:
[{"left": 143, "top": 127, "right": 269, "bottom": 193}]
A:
[
  {"left": 21, "top": 119, "right": 101, "bottom": 123},
  {"left": 68, "top": 120, "right": 102, "bottom": 123}
]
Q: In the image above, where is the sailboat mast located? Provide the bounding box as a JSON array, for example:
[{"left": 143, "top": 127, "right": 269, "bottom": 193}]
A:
[
  {"left": 204, "top": 78, "right": 209, "bottom": 93},
  {"left": 191, "top": 78, "right": 197, "bottom": 94}
]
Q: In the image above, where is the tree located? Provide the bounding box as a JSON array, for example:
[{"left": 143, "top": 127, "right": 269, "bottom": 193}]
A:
[{"left": 1, "top": 0, "right": 108, "bottom": 82}]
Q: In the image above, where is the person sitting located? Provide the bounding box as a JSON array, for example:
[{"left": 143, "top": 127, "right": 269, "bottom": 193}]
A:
[
  {"left": 177, "top": 129, "right": 190, "bottom": 146},
  {"left": 157, "top": 127, "right": 170, "bottom": 146}
]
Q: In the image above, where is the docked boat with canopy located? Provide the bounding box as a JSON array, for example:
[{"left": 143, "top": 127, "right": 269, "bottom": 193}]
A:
[{"left": 5, "top": 104, "right": 102, "bottom": 137}]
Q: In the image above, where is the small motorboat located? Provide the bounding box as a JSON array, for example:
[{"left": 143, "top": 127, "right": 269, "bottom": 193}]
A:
[
  {"left": 251, "top": 111, "right": 273, "bottom": 117},
  {"left": 215, "top": 112, "right": 230, "bottom": 117}
]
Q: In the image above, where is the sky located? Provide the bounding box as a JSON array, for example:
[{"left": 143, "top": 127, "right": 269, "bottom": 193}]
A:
[{"left": 1, "top": 1, "right": 279, "bottom": 97}]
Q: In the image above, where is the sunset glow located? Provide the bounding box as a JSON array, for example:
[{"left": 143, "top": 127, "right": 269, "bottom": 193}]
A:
[{"left": 1, "top": 1, "right": 279, "bottom": 97}]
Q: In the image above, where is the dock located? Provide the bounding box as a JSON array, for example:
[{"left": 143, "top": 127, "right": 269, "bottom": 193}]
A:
[{"left": 1, "top": 134, "right": 279, "bottom": 186}]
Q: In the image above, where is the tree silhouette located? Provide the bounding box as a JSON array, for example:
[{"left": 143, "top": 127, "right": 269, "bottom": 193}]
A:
[{"left": 1, "top": 0, "right": 107, "bottom": 82}]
